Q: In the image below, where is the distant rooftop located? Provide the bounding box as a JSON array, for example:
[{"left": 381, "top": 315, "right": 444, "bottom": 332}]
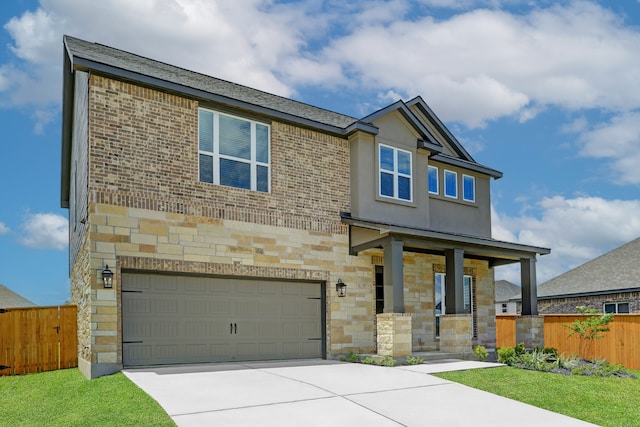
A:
[
  {"left": 495, "top": 280, "right": 520, "bottom": 302},
  {"left": 537, "top": 237, "right": 640, "bottom": 299},
  {"left": 0, "top": 284, "right": 36, "bottom": 308}
]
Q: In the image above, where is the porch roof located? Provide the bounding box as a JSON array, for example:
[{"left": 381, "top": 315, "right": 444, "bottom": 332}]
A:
[{"left": 341, "top": 213, "right": 550, "bottom": 267}]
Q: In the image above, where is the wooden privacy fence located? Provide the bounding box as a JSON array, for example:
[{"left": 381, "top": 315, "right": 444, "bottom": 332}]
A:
[
  {"left": 0, "top": 305, "right": 77, "bottom": 376},
  {"left": 496, "top": 314, "right": 640, "bottom": 370}
]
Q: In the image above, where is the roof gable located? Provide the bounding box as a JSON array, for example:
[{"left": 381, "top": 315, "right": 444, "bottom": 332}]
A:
[
  {"left": 538, "top": 237, "right": 640, "bottom": 298},
  {"left": 360, "top": 100, "right": 443, "bottom": 153}
]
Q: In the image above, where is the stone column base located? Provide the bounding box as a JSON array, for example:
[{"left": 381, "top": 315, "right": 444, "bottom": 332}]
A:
[
  {"left": 439, "top": 314, "right": 472, "bottom": 353},
  {"left": 377, "top": 313, "right": 412, "bottom": 357},
  {"left": 516, "top": 315, "right": 544, "bottom": 349}
]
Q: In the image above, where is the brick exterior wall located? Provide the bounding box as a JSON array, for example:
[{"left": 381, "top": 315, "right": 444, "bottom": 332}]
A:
[
  {"left": 71, "top": 74, "right": 498, "bottom": 376},
  {"left": 536, "top": 292, "right": 640, "bottom": 314}
]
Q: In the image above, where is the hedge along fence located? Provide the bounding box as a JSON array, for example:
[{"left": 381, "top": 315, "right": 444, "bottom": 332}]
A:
[
  {"left": 496, "top": 314, "right": 640, "bottom": 370},
  {"left": 0, "top": 305, "right": 77, "bottom": 376}
]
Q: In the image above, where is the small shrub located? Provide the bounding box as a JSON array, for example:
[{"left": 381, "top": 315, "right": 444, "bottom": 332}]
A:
[
  {"left": 348, "top": 352, "right": 361, "bottom": 363},
  {"left": 361, "top": 356, "right": 377, "bottom": 365},
  {"left": 555, "top": 353, "right": 581, "bottom": 370},
  {"left": 405, "top": 356, "right": 424, "bottom": 365},
  {"left": 473, "top": 345, "right": 488, "bottom": 361},
  {"left": 379, "top": 356, "right": 397, "bottom": 367},
  {"left": 514, "top": 342, "right": 527, "bottom": 356},
  {"left": 564, "top": 306, "right": 614, "bottom": 359},
  {"left": 497, "top": 347, "right": 516, "bottom": 365}
]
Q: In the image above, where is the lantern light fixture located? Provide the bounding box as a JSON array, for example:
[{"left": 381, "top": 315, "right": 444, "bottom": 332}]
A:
[{"left": 102, "top": 265, "right": 114, "bottom": 288}]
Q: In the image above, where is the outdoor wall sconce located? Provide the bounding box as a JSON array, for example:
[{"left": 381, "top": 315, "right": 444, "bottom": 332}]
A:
[
  {"left": 102, "top": 265, "right": 114, "bottom": 288},
  {"left": 336, "top": 279, "right": 347, "bottom": 297}
]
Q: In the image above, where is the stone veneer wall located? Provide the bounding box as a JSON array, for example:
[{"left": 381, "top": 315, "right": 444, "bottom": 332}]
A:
[{"left": 377, "top": 313, "right": 412, "bottom": 356}]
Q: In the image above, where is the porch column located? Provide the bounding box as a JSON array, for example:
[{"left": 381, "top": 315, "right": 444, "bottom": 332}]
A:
[
  {"left": 445, "top": 248, "right": 465, "bottom": 314},
  {"left": 521, "top": 257, "right": 538, "bottom": 315},
  {"left": 383, "top": 237, "right": 404, "bottom": 313}
]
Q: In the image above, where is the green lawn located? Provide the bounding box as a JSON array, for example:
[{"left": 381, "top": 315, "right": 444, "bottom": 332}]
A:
[
  {"left": 435, "top": 366, "right": 640, "bottom": 427},
  {"left": 0, "top": 369, "right": 175, "bottom": 427}
]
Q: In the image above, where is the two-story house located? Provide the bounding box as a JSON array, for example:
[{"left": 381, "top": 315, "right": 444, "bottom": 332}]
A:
[{"left": 61, "top": 35, "right": 549, "bottom": 379}]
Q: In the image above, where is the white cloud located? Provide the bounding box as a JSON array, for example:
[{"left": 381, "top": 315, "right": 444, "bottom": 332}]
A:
[
  {"left": 19, "top": 213, "right": 68, "bottom": 250},
  {"left": 576, "top": 111, "right": 640, "bottom": 185},
  {"left": 493, "top": 196, "right": 640, "bottom": 285},
  {"left": 4, "top": 1, "right": 640, "bottom": 131},
  {"left": 0, "top": 222, "right": 9, "bottom": 234}
]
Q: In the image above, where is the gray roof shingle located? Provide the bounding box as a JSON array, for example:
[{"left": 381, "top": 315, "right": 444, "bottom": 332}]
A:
[
  {"left": 0, "top": 284, "right": 36, "bottom": 308},
  {"left": 537, "top": 237, "right": 640, "bottom": 298},
  {"left": 495, "top": 280, "right": 520, "bottom": 302},
  {"left": 64, "top": 35, "right": 359, "bottom": 131}
]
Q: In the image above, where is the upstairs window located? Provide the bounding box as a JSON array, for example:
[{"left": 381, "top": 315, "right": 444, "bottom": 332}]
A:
[
  {"left": 198, "top": 108, "right": 270, "bottom": 192},
  {"left": 444, "top": 170, "right": 457, "bottom": 198},
  {"left": 463, "top": 174, "right": 475, "bottom": 202},
  {"left": 379, "top": 144, "right": 412, "bottom": 202},
  {"left": 428, "top": 165, "right": 439, "bottom": 194}
]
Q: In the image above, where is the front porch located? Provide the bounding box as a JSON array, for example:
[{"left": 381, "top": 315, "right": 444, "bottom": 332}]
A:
[{"left": 343, "top": 213, "right": 550, "bottom": 357}]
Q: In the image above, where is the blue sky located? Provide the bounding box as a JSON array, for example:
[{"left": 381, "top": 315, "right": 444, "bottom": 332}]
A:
[{"left": 1, "top": 0, "right": 640, "bottom": 305}]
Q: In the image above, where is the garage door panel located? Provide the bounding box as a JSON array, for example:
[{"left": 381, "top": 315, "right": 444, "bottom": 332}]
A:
[{"left": 123, "top": 274, "right": 323, "bottom": 367}]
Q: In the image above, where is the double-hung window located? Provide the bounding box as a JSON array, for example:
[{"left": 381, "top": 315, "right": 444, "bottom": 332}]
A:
[
  {"left": 444, "top": 170, "right": 457, "bottom": 198},
  {"left": 462, "top": 174, "right": 475, "bottom": 202},
  {"left": 428, "top": 165, "right": 439, "bottom": 194},
  {"left": 379, "top": 144, "right": 412, "bottom": 202},
  {"left": 198, "top": 108, "right": 270, "bottom": 192}
]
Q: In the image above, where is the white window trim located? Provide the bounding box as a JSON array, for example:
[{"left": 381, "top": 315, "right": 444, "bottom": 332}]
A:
[
  {"left": 444, "top": 169, "right": 458, "bottom": 199},
  {"left": 462, "top": 174, "right": 476, "bottom": 202},
  {"left": 378, "top": 143, "right": 413, "bottom": 202},
  {"left": 604, "top": 302, "right": 630, "bottom": 314},
  {"left": 198, "top": 108, "right": 270, "bottom": 193},
  {"left": 428, "top": 165, "right": 439, "bottom": 195}
]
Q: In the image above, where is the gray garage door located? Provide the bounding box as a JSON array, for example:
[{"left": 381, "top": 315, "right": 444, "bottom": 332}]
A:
[{"left": 122, "top": 273, "right": 323, "bottom": 367}]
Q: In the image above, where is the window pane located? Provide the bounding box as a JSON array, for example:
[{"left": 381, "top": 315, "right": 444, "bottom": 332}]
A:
[
  {"left": 199, "top": 154, "right": 213, "bottom": 183},
  {"left": 435, "top": 274, "right": 444, "bottom": 315},
  {"left": 463, "top": 175, "right": 475, "bottom": 201},
  {"left": 379, "top": 146, "right": 395, "bottom": 171},
  {"left": 618, "top": 303, "right": 630, "bottom": 314},
  {"left": 219, "top": 115, "right": 251, "bottom": 159},
  {"left": 257, "top": 165, "right": 269, "bottom": 193},
  {"left": 445, "top": 170, "right": 457, "bottom": 197},
  {"left": 398, "top": 176, "right": 411, "bottom": 200},
  {"left": 428, "top": 166, "right": 438, "bottom": 193},
  {"left": 198, "top": 110, "right": 214, "bottom": 152},
  {"left": 397, "top": 151, "right": 411, "bottom": 175},
  {"left": 380, "top": 172, "right": 394, "bottom": 197},
  {"left": 256, "top": 124, "right": 269, "bottom": 163},
  {"left": 604, "top": 303, "right": 615, "bottom": 314},
  {"left": 464, "top": 276, "right": 472, "bottom": 313},
  {"left": 220, "top": 158, "right": 250, "bottom": 189}
]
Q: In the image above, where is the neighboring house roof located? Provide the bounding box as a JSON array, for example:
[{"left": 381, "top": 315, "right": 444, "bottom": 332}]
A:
[
  {"left": 537, "top": 237, "right": 640, "bottom": 299},
  {"left": 495, "top": 280, "right": 520, "bottom": 303},
  {"left": 0, "top": 284, "right": 36, "bottom": 308}
]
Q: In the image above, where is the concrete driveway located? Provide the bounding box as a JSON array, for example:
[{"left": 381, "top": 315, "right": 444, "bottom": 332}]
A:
[{"left": 124, "top": 359, "right": 596, "bottom": 427}]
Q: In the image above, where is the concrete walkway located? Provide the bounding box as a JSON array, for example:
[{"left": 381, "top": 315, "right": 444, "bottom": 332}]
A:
[{"left": 124, "top": 359, "right": 597, "bottom": 427}]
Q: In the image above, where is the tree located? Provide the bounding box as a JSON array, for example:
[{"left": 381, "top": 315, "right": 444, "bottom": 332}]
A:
[{"left": 564, "top": 306, "right": 614, "bottom": 360}]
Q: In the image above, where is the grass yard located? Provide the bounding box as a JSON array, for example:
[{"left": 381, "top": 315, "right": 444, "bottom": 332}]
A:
[
  {"left": 0, "top": 368, "right": 175, "bottom": 426},
  {"left": 435, "top": 366, "right": 640, "bottom": 427}
]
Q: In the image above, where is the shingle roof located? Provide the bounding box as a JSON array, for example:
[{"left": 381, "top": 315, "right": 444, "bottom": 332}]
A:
[
  {"left": 64, "top": 35, "right": 360, "bottom": 131},
  {"left": 0, "top": 284, "right": 36, "bottom": 308},
  {"left": 495, "top": 280, "right": 521, "bottom": 302},
  {"left": 537, "top": 237, "right": 640, "bottom": 298}
]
